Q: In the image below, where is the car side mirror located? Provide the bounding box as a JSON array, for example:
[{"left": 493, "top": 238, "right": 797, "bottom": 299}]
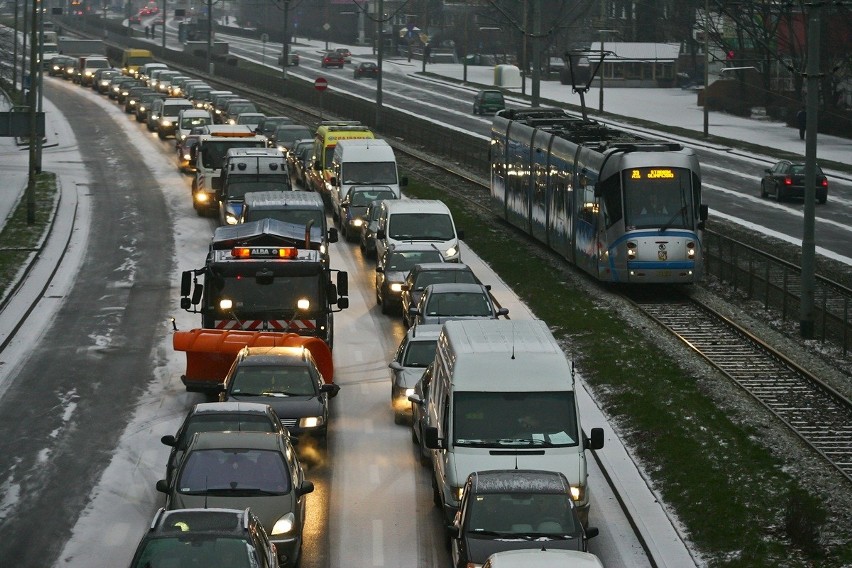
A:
[
  {"left": 321, "top": 383, "right": 341, "bottom": 397},
  {"left": 585, "top": 526, "right": 600, "bottom": 540},
  {"left": 327, "top": 227, "right": 339, "bottom": 243},
  {"left": 161, "top": 434, "right": 176, "bottom": 447},
  {"left": 424, "top": 426, "right": 444, "bottom": 450},
  {"left": 586, "top": 427, "right": 604, "bottom": 450},
  {"left": 400, "top": 176, "right": 409, "bottom": 187},
  {"left": 496, "top": 307, "right": 509, "bottom": 318},
  {"left": 408, "top": 394, "right": 424, "bottom": 406},
  {"left": 447, "top": 524, "right": 460, "bottom": 538},
  {"left": 155, "top": 479, "right": 170, "bottom": 494},
  {"left": 389, "top": 361, "right": 403, "bottom": 371},
  {"left": 297, "top": 480, "right": 315, "bottom": 497}
]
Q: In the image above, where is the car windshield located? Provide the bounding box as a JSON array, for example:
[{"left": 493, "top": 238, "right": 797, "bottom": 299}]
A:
[
  {"left": 622, "top": 167, "right": 694, "bottom": 230},
  {"left": 424, "top": 291, "right": 493, "bottom": 317},
  {"left": 453, "top": 391, "right": 579, "bottom": 447},
  {"left": 133, "top": 536, "right": 253, "bottom": 568},
  {"left": 243, "top": 208, "right": 324, "bottom": 228},
  {"left": 386, "top": 250, "right": 444, "bottom": 272},
  {"left": 181, "top": 116, "right": 211, "bottom": 129},
  {"left": 275, "top": 127, "right": 312, "bottom": 145},
  {"left": 349, "top": 189, "right": 396, "bottom": 207},
  {"left": 231, "top": 365, "right": 317, "bottom": 397},
  {"left": 467, "top": 492, "right": 578, "bottom": 535},
  {"left": 402, "top": 340, "right": 438, "bottom": 368},
  {"left": 341, "top": 162, "right": 397, "bottom": 185},
  {"left": 178, "top": 414, "right": 277, "bottom": 449},
  {"left": 388, "top": 213, "right": 455, "bottom": 241},
  {"left": 201, "top": 141, "right": 266, "bottom": 169},
  {"left": 414, "top": 269, "right": 478, "bottom": 290},
  {"left": 178, "top": 448, "right": 291, "bottom": 494}
]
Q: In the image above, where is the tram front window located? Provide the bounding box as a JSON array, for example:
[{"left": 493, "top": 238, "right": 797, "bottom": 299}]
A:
[{"left": 623, "top": 167, "right": 693, "bottom": 230}]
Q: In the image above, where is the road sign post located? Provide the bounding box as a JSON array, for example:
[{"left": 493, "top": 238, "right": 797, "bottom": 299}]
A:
[{"left": 314, "top": 77, "right": 328, "bottom": 119}]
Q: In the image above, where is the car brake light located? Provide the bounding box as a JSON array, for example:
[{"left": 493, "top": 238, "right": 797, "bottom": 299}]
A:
[
  {"left": 783, "top": 177, "right": 793, "bottom": 186},
  {"left": 821, "top": 179, "right": 828, "bottom": 188}
]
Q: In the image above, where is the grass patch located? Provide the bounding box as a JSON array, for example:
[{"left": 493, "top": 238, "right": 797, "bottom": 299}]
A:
[
  {"left": 0, "top": 172, "right": 57, "bottom": 300},
  {"left": 402, "top": 175, "right": 851, "bottom": 566}
]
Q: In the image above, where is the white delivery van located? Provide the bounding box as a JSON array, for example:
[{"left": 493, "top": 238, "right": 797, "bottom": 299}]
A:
[
  {"left": 375, "top": 199, "right": 462, "bottom": 263},
  {"left": 415, "top": 319, "right": 604, "bottom": 525},
  {"left": 329, "top": 138, "right": 408, "bottom": 223}
]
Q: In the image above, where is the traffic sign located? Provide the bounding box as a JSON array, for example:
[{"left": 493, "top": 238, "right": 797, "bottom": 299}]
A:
[{"left": 314, "top": 77, "right": 328, "bottom": 91}]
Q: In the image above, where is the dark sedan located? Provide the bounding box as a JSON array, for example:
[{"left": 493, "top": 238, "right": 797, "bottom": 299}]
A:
[
  {"left": 400, "top": 262, "right": 481, "bottom": 328},
  {"left": 760, "top": 160, "right": 828, "bottom": 204},
  {"left": 354, "top": 62, "right": 379, "bottom": 79},
  {"left": 339, "top": 185, "right": 397, "bottom": 241},
  {"left": 219, "top": 346, "right": 340, "bottom": 441}
]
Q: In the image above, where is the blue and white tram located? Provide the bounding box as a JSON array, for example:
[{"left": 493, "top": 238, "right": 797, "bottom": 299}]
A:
[{"left": 490, "top": 108, "right": 708, "bottom": 284}]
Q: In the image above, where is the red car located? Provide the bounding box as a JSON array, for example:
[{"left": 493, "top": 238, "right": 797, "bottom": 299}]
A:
[
  {"left": 321, "top": 51, "right": 345, "bottom": 68},
  {"left": 353, "top": 62, "right": 379, "bottom": 79}
]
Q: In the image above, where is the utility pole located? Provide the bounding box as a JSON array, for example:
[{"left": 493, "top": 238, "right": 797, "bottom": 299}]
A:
[
  {"left": 375, "top": 0, "right": 384, "bottom": 129},
  {"left": 26, "top": 0, "right": 40, "bottom": 224},
  {"left": 161, "top": 0, "right": 166, "bottom": 50},
  {"left": 206, "top": 0, "right": 212, "bottom": 73},
  {"left": 703, "top": 0, "right": 710, "bottom": 137},
  {"left": 530, "top": 0, "right": 541, "bottom": 106},
  {"left": 281, "top": 0, "right": 290, "bottom": 80},
  {"left": 799, "top": 1, "right": 821, "bottom": 339},
  {"left": 13, "top": 0, "right": 19, "bottom": 96}
]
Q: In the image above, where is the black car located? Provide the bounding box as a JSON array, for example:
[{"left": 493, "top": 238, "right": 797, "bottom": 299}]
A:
[
  {"left": 257, "top": 115, "right": 296, "bottom": 141},
  {"left": 339, "top": 185, "right": 397, "bottom": 241},
  {"left": 354, "top": 61, "right": 379, "bottom": 79},
  {"left": 128, "top": 507, "right": 279, "bottom": 568},
  {"left": 359, "top": 198, "right": 386, "bottom": 258},
  {"left": 760, "top": 160, "right": 828, "bottom": 204},
  {"left": 219, "top": 346, "right": 340, "bottom": 440},
  {"left": 449, "top": 470, "right": 600, "bottom": 568},
  {"left": 159, "top": 401, "right": 288, "bottom": 485},
  {"left": 375, "top": 244, "right": 445, "bottom": 314}
]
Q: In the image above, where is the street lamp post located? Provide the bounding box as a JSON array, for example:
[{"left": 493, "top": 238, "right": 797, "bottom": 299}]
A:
[
  {"left": 375, "top": 0, "right": 384, "bottom": 130},
  {"left": 597, "top": 29, "right": 618, "bottom": 113},
  {"left": 281, "top": 0, "right": 290, "bottom": 80},
  {"left": 703, "top": 0, "right": 709, "bottom": 137}
]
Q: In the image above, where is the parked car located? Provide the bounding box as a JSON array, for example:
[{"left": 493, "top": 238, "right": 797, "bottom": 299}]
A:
[
  {"left": 128, "top": 508, "right": 279, "bottom": 568},
  {"left": 400, "top": 262, "right": 481, "bottom": 328},
  {"left": 408, "top": 282, "right": 508, "bottom": 326},
  {"left": 389, "top": 324, "right": 441, "bottom": 424},
  {"left": 321, "top": 51, "right": 345, "bottom": 68},
  {"left": 449, "top": 470, "right": 600, "bottom": 568},
  {"left": 760, "top": 159, "right": 828, "bottom": 203},
  {"left": 354, "top": 61, "right": 379, "bottom": 79},
  {"left": 156, "top": 431, "right": 313, "bottom": 568},
  {"left": 473, "top": 89, "right": 506, "bottom": 115},
  {"left": 159, "top": 401, "right": 288, "bottom": 485},
  {"left": 375, "top": 244, "right": 445, "bottom": 314},
  {"left": 219, "top": 346, "right": 340, "bottom": 440}
]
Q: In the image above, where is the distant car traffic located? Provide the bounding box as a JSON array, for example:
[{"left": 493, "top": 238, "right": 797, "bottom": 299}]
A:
[
  {"left": 760, "top": 160, "right": 828, "bottom": 204},
  {"left": 473, "top": 89, "right": 506, "bottom": 115},
  {"left": 321, "top": 51, "right": 345, "bottom": 68},
  {"left": 354, "top": 62, "right": 379, "bottom": 79}
]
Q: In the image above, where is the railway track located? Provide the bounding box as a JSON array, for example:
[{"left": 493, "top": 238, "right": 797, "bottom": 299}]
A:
[{"left": 631, "top": 294, "right": 852, "bottom": 483}]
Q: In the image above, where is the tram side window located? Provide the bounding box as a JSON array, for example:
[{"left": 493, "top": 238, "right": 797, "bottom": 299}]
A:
[{"left": 598, "top": 175, "right": 622, "bottom": 228}]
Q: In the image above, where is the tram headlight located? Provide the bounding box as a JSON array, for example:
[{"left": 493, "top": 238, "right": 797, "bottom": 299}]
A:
[
  {"left": 687, "top": 241, "right": 696, "bottom": 259},
  {"left": 626, "top": 241, "right": 637, "bottom": 260}
]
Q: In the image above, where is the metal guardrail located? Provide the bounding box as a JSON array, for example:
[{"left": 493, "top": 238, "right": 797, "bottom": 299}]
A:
[{"left": 704, "top": 230, "right": 852, "bottom": 357}]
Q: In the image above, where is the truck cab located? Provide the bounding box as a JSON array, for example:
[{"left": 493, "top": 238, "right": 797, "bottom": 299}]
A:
[{"left": 218, "top": 148, "right": 293, "bottom": 226}]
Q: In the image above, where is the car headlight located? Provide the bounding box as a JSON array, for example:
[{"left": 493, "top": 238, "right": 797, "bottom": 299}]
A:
[
  {"left": 228, "top": 119, "right": 236, "bottom": 125},
  {"left": 271, "top": 512, "right": 295, "bottom": 536},
  {"left": 183, "top": 153, "right": 191, "bottom": 161},
  {"left": 297, "top": 298, "right": 311, "bottom": 310},
  {"left": 299, "top": 416, "right": 324, "bottom": 429},
  {"left": 445, "top": 246, "right": 458, "bottom": 258},
  {"left": 195, "top": 192, "right": 209, "bottom": 203},
  {"left": 352, "top": 218, "right": 364, "bottom": 227},
  {"left": 570, "top": 484, "right": 586, "bottom": 502},
  {"left": 390, "top": 282, "right": 403, "bottom": 293},
  {"left": 404, "top": 387, "right": 415, "bottom": 397}
]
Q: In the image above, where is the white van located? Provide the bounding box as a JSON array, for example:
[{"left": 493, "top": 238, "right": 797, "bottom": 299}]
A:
[
  {"left": 218, "top": 148, "right": 292, "bottom": 226},
  {"left": 375, "top": 199, "right": 462, "bottom": 263},
  {"left": 329, "top": 138, "right": 407, "bottom": 223},
  {"left": 414, "top": 319, "right": 604, "bottom": 525}
]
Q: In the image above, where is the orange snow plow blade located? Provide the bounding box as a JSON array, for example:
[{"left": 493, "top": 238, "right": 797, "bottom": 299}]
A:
[{"left": 173, "top": 329, "right": 333, "bottom": 393}]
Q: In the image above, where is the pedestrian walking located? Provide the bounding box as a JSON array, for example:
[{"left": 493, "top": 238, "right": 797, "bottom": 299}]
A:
[
  {"left": 144, "top": 25, "right": 150, "bottom": 38},
  {"left": 796, "top": 106, "right": 806, "bottom": 140}
]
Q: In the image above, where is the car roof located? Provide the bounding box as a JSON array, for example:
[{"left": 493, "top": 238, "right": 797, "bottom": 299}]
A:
[
  {"left": 237, "top": 345, "right": 312, "bottom": 366},
  {"left": 405, "top": 323, "right": 444, "bottom": 340},
  {"left": 424, "top": 282, "right": 487, "bottom": 294},
  {"left": 190, "top": 401, "right": 276, "bottom": 416},
  {"left": 486, "top": 549, "right": 604, "bottom": 568},
  {"left": 188, "top": 430, "right": 286, "bottom": 451},
  {"left": 148, "top": 507, "right": 253, "bottom": 535},
  {"left": 468, "top": 469, "right": 571, "bottom": 494},
  {"left": 412, "top": 262, "right": 474, "bottom": 273}
]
